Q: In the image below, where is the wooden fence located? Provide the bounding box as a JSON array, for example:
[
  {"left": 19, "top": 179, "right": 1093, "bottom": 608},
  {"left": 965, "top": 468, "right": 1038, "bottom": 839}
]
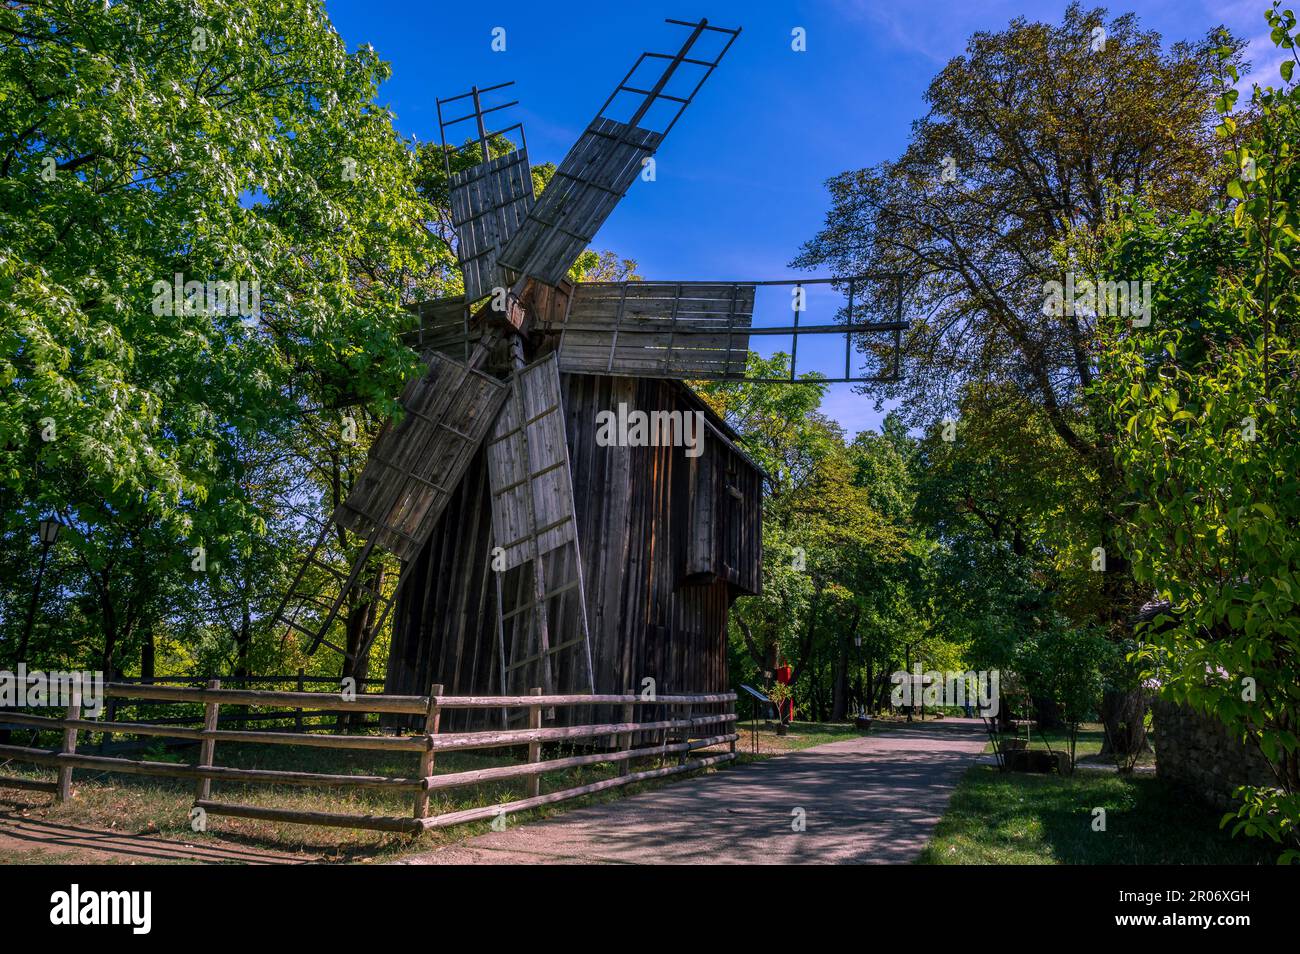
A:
[{"left": 0, "top": 681, "right": 737, "bottom": 833}]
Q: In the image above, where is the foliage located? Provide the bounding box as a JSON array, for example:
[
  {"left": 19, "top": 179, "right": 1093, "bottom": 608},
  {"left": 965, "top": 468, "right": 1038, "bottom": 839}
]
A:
[
  {"left": 698, "top": 357, "right": 946, "bottom": 720},
  {"left": 1094, "top": 7, "right": 1300, "bottom": 857},
  {"left": 0, "top": 0, "right": 439, "bottom": 672}
]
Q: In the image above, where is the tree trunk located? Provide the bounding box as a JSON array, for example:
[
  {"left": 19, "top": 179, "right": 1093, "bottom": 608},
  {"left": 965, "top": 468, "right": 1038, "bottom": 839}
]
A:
[
  {"left": 1099, "top": 688, "right": 1150, "bottom": 756},
  {"left": 140, "top": 628, "right": 155, "bottom": 681},
  {"left": 831, "top": 637, "right": 849, "bottom": 721}
]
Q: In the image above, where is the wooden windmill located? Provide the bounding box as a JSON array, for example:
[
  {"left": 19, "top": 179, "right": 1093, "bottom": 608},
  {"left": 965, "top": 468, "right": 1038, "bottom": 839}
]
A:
[{"left": 272, "top": 18, "right": 906, "bottom": 698}]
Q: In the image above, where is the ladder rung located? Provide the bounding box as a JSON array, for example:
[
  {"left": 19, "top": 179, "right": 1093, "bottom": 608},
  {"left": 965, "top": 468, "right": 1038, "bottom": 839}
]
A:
[
  {"left": 498, "top": 517, "right": 572, "bottom": 551},
  {"left": 492, "top": 459, "right": 568, "bottom": 497},
  {"left": 486, "top": 403, "right": 561, "bottom": 446},
  {"left": 501, "top": 579, "right": 581, "bottom": 621},
  {"left": 505, "top": 634, "right": 590, "bottom": 672}
]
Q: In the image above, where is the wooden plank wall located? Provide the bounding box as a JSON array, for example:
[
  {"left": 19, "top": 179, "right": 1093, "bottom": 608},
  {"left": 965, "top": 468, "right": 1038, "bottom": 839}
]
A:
[{"left": 385, "top": 375, "right": 762, "bottom": 729}]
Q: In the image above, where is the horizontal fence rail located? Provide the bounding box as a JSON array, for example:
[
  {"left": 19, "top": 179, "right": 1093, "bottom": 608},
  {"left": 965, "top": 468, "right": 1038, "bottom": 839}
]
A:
[{"left": 0, "top": 679, "right": 738, "bottom": 834}]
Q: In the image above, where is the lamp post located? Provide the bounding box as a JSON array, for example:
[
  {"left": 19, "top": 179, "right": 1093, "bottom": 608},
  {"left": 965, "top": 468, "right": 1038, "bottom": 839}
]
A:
[{"left": 16, "top": 517, "right": 61, "bottom": 663}]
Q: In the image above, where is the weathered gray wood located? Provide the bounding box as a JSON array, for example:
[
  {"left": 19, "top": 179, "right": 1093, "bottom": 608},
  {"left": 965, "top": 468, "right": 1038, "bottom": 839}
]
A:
[
  {"left": 497, "top": 118, "right": 664, "bottom": 286},
  {"left": 420, "top": 753, "right": 734, "bottom": 831},
  {"left": 336, "top": 351, "right": 508, "bottom": 561},
  {"left": 195, "top": 678, "right": 220, "bottom": 802},
  {"left": 429, "top": 692, "right": 735, "bottom": 709},
  {"left": 196, "top": 799, "right": 424, "bottom": 834},
  {"left": 423, "top": 733, "right": 737, "bottom": 790},
  {"left": 0, "top": 746, "right": 420, "bottom": 790},
  {"left": 104, "top": 682, "right": 430, "bottom": 715},
  {"left": 486, "top": 356, "right": 578, "bottom": 570},
  {"left": 558, "top": 281, "right": 754, "bottom": 379},
  {"left": 618, "top": 701, "right": 634, "bottom": 777},
  {"left": 386, "top": 374, "right": 760, "bottom": 722},
  {"left": 201, "top": 729, "right": 427, "bottom": 752},
  {"left": 427, "top": 713, "right": 735, "bottom": 752},
  {"left": 415, "top": 683, "right": 442, "bottom": 819},
  {"left": 0, "top": 711, "right": 206, "bottom": 740},
  {"left": 451, "top": 148, "right": 533, "bottom": 301},
  {"left": 526, "top": 686, "right": 543, "bottom": 798},
  {"left": 56, "top": 690, "right": 80, "bottom": 802}
]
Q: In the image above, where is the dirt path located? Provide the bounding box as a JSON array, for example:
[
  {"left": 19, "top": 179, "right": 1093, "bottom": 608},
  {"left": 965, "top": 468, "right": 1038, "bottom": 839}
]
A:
[
  {"left": 0, "top": 800, "right": 319, "bottom": 865},
  {"left": 398, "top": 718, "right": 988, "bottom": 865}
]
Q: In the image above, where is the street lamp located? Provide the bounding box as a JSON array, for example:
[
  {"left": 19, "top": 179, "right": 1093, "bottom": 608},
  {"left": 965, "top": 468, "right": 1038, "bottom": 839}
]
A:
[{"left": 17, "top": 516, "right": 61, "bottom": 662}]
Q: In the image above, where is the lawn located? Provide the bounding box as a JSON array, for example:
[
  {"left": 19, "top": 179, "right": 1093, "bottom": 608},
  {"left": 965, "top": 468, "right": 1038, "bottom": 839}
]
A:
[
  {"left": 984, "top": 721, "right": 1156, "bottom": 768},
  {"left": 918, "top": 764, "right": 1275, "bottom": 864},
  {"left": 726, "top": 718, "right": 874, "bottom": 758}
]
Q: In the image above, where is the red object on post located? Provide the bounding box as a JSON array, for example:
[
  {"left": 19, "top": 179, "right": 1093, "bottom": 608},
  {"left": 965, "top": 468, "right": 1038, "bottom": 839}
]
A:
[{"left": 774, "top": 664, "right": 794, "bottom": 722}]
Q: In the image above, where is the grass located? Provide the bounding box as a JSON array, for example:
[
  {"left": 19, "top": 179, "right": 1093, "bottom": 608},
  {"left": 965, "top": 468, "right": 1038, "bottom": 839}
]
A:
[
  {"left": 918, "top": 764, "right": 1275, "bottom": 864},
  {"left": 983, "top": 722, "right": 1157, "bottom": 768},
  {"left": 729, "top": 718, "right": 873, "bottom": 758},
  {"left": 0, "top": 729, "right": 748, "bottom": 862}
]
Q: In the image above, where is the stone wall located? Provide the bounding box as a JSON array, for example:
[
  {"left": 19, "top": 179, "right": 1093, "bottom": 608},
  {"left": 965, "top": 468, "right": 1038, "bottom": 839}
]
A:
[{"left": 1152, "top": 700, "right": 1275, "bottom": 808}]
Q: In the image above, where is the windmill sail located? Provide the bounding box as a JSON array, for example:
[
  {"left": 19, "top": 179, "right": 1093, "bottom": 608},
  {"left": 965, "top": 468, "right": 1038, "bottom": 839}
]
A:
[
  {"left": 497, "top": 19, "right": 740, "bottom": 288},
  {"left": 496, "top": 120, "right": 663, "bottom": 288},
  {"left": 556, "top": 281, "right": 755, "bottom": 379},
  {"left": 335, "top": 352, "right": 508, "bottom": 560},
  {"left": 273, "top": 351, "right": 507, "bottom": 659},
  {"left": 438, "top": 82, "right": 535, "bottom": 303},
  {"left": 485, "top": 354, "right": 594, "bottom": 696}
]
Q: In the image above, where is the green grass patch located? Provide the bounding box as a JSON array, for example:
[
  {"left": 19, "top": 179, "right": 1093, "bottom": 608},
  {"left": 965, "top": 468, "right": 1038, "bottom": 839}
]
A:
[{"left": 919, "top": 765, "right": 1274, "bottom": 864}]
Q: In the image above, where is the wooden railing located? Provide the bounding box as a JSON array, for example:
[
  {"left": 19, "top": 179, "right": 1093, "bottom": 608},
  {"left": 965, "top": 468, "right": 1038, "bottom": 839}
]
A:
[{"left": 0, "top": 681, "right": 737, "bottom": 833}]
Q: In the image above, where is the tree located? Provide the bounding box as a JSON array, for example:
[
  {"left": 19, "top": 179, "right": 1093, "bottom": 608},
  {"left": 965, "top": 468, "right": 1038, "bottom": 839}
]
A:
[
  {"left": 700, "top": 358, "right": 925, "bottom": 722},
  {"left": 794, "top": 4, "right": 1242, "bottom": 750},
  {"left": 1095, "top": 10, "right": 1300, "bottom": 858},
  {"left": 0, "top": 0, "right": 438, "bottom": 674}
]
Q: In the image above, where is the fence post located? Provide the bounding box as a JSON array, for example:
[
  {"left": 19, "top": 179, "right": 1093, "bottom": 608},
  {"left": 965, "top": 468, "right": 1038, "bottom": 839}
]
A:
[
  {"left": 295, "top": 667, "right": 304, "bottom": 733},
  {"left": 728, "top": 697, "right": 737, "bottom": 758},
  {"left": 679, "top": 701, "right": 694, "bottom": 766},
  {"left": 618, "top": 701, "right": 634, "bottom": 777},
  {"left": 55, "top": 686, "right": 81, "bottom": 803},
  {"left": 414, "top": 683, "right": 443, "bottom": 820},
  {"left": 194, "top": 678, "right": 220, "bottom": 804},
  {"left": 527, "top": 687, "right": 543, "bottom": 798}
]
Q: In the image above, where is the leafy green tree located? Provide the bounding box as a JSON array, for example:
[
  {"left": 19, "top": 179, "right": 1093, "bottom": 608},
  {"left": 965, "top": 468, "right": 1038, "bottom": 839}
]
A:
[
  {"left": 0, "top": 0, "right": 438, "bottom": 675},
  {"left": 701, "top": 358, "right": 928, "bottom": 721},
  {"left": 1095, "top": 9, "right": 1300, "bottom": 858},
  {"left": 795, "top": 4, "right": 1243, "bottom": 750}
]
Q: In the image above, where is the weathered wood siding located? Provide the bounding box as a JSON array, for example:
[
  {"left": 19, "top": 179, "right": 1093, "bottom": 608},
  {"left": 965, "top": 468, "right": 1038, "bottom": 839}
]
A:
[{"left": 385, "top": 374, "right": 761, "bottom": 726}]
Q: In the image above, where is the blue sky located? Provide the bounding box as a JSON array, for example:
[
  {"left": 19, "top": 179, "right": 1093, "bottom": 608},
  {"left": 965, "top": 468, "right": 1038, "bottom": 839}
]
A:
[{"left": 323, "top": 0, "right": 1280, "bottom": 437}]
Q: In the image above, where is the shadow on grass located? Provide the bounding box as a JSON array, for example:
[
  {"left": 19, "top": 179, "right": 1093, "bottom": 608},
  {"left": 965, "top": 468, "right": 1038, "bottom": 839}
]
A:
[{"left": 919, "top": 765, "right": 1275, "bottom": 865}]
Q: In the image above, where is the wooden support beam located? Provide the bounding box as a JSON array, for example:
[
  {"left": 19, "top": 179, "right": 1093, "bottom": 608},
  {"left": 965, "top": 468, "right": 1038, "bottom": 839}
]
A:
[
  {"left": 415, "top": 683, "right": 443, "bottom": 819},
  {"left": 195, "top": 678, "right": 220, "bottom": 803},
  {"left": 56, "top": 688, "right": 79, "bottom": 802},
  {"left": 527, "top": 687, "right": 543, "bottom": 798},
  {"left": 421, "top": 754, "right": 735, "bottom": 831}
]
